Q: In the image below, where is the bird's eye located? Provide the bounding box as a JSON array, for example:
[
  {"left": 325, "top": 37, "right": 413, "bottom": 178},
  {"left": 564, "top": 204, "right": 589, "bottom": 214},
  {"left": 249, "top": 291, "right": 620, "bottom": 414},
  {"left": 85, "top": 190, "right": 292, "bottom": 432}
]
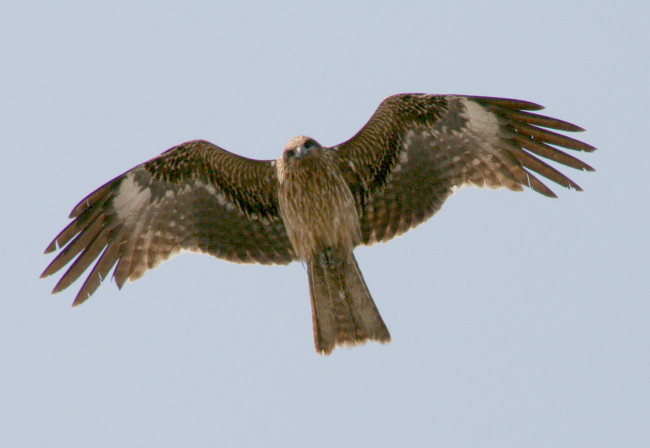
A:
[
  {"left": 305, "top": 140, "right": 315, "bottom": 149},
  {"left": 286, "top": 149, "right": 296, "bottom": 158}
]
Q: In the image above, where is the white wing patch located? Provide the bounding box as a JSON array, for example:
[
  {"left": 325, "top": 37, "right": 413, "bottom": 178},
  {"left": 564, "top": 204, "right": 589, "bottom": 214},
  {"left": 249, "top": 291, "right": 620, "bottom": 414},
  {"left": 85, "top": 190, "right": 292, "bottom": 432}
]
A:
[
  {"left": 113, "top": 173, "right": 152, "bottom": 223},
  {"left": 199, "top": 180, "right": 217, "bottom": 195},
  {"left": 460, "top": 98, "right": 499, "bottom": 140}
]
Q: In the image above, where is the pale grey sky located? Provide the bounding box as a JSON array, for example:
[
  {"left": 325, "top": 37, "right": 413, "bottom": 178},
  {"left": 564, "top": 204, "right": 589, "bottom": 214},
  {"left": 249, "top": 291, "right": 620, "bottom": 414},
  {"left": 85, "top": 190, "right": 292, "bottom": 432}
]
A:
[{"left": 2, "top": 1, "right": 648, "bottom": 447}]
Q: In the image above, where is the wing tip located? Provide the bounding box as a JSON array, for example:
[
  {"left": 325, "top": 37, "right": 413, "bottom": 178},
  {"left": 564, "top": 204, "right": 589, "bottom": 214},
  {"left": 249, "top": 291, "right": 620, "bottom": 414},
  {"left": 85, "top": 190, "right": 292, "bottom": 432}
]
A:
[
  {"left": 474, "top": 96, "right": 545, "bottom": 111},
  {"left": 540, "top": 189, "right": 559, "bottom": 199},
  {"left": 44, "top": 242, "right": 57, "bottom": 254},
  {"left": 72, "top": 293, "right": 90, "bottom": 307}
]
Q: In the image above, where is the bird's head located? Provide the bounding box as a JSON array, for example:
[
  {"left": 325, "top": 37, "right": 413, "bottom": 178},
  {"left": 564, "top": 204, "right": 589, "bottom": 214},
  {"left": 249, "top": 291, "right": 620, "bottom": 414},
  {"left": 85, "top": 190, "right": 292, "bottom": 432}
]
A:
[{"left": 283, "top": 135, "right": 322, "bottom": 162}]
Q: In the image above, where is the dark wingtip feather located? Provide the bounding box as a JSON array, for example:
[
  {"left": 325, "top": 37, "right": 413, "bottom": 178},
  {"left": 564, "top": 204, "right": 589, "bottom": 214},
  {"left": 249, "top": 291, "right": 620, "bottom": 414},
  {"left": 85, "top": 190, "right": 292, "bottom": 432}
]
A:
[
  {"left": 514, "top": 135, "right": 596, "bottom": 172},
  {"left": 537, "top": 186, "right": 558, "bottom": 198},
  {"left": 72, "top": 241, "right": 122, "bottom": 306},
  {"left": 72, "top": 290, "right": 91, "bottom": 307},
  {"left": 520, "top": 170, "right": 558, "bottom": 198},
  {"left": 474, "top": 96, "right": 544, "bottom": 111},
  {"left": 502, "top": 109, "right": 587, "bottom": 133},
  {"left": 519, "top": 124, "right": 596, "bottom": 153},
  {"left": 41, "top": 259, "right": 60, "bottom": 279},
  {"left": 512, "top": 150, "right": 585, "bottom": 192},
  {"left": 50, "top": 227, "right": 111, "bottom": 294},
  {"left": 44, "top": 222, "right": 76, "bottom": 254},
  {"left": 69, "top": 181, "right": 115, "bottom": 218},
  {"left": 44, "top": 241, "right": 57, "bottom": 254}
]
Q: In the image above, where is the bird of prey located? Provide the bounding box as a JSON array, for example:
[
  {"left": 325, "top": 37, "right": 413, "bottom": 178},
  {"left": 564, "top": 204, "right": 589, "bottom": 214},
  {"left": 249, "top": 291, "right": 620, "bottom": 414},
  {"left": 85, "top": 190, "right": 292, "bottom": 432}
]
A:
[{"left": 41, "top": 94, "right": 595, "bottom": 354}]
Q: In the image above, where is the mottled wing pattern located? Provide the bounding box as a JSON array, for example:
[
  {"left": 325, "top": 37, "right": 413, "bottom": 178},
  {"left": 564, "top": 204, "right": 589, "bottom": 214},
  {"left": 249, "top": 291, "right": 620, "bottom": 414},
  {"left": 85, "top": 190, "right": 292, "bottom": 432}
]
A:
[
  {"left": 42, "top": 140, "right": 295, "bottom": 305},
  {"left": 333, "top": 94, "right": 595, "bottom": 244}
]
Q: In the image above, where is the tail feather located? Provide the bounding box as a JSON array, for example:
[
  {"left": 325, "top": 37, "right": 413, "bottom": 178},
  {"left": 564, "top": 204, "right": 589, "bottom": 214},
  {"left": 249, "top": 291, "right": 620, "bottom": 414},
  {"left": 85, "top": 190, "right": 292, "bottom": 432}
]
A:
[{"left": 307, "top": 252, "right": 390, "bottom": 354}]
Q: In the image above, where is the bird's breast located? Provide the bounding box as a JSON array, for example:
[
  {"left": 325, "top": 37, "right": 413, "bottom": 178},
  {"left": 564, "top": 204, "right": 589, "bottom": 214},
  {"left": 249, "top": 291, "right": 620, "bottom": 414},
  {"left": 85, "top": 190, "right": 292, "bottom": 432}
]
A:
[{"left": 277, "top": 157, "right": 360, "bottom": 261}]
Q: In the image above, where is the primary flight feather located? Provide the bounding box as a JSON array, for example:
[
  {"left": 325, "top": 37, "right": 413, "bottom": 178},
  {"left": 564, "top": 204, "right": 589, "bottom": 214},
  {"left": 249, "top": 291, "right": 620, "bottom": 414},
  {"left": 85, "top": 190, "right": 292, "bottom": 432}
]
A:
[{"left": 42, "top": 94, "right": 595, "bottom": 354}]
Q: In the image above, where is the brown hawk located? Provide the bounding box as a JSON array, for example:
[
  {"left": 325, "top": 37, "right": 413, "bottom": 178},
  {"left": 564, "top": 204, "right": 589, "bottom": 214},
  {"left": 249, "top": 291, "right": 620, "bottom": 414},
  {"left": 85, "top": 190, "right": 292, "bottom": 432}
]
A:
[{"left": 41, "top": 94, "right": 595, "bottom": 354}]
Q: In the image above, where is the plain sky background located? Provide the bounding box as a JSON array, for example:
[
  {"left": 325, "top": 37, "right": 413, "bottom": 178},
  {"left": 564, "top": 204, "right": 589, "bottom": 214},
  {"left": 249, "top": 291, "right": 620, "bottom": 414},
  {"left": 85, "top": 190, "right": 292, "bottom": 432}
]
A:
[{"left": 2, "top": 1, "right": 648, "bottom": 447}]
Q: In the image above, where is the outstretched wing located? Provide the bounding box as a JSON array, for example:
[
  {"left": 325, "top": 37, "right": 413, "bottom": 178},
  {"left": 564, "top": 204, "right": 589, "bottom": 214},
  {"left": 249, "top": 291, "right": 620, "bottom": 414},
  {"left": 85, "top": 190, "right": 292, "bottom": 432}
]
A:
[
  {"left": 42, "top": 139, "right": 296, "bottom": 305},
  {"left": 333, "top": 94, "right": 595, "bottom": 245}
]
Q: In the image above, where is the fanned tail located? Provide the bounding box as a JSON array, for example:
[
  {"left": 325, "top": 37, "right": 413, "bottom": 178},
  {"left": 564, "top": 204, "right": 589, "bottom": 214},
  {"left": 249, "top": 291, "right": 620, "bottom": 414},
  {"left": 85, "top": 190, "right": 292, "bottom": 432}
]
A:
[{"left": 307, "top": 252, "right": 390, "bottom": 354}]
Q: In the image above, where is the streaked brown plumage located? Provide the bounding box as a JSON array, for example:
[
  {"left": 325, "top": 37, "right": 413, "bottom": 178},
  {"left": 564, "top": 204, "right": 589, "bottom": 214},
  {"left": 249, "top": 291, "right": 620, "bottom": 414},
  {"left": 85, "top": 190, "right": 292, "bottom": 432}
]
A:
[
  {"left": 42, "top": 93, "right": 595, "bottom": 354},
  {"left": 277, "top": 136, "right": 390, "bottom": 352}
]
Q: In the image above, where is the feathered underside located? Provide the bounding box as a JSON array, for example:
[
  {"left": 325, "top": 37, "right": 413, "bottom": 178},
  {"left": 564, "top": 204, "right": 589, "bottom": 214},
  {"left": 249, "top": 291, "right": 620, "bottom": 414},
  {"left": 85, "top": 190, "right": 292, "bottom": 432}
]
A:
[
  {"left": 41, "top": 140, "right": 296, "bottom": 305},
  {"left": 332, "top": 94, "right": 595, "bottom": 244},
  {"left": 42, "top": 93, "right": 595, "bottom": 309}
]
